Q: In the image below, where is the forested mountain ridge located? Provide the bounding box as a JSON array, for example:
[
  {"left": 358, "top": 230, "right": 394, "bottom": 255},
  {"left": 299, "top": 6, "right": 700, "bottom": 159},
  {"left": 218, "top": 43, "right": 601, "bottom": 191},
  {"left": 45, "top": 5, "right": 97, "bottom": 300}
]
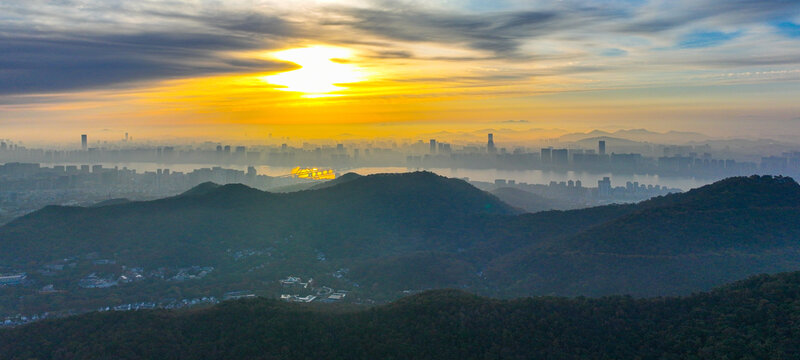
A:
[
  {"left": 0, "top": 171, "right": 516, "bottom": 266},
  {"left": 552, "top": 175, "right": 800, "bottom": 255},
  {"left": 0, "top": 174, "right": 799, "bottom": 318},
  {"left": 2, "top": 271, "right": 800, "bottom": 360},
  {"left": 489, "top": 186, "right": 577, "bottom": 212},
  {"left": 638, "top": 174, "right": 800, "bottom": 210},
  {"left": 485, "top": 175, "right": 800, "bottom": 296}
]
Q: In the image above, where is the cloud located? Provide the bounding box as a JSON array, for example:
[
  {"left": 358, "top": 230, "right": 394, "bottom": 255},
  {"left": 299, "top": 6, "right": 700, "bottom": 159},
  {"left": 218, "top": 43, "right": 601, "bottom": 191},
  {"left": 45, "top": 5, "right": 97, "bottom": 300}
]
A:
[
  {"left": 0, "top": 33, "right": 293, "bottom": 95},
  {"left": 621, "top": 0, "right": 800, "bottom": 33},
  {"left": 1, "top": 0, "right": 800, "bottom": 98},
  {"left": 367, "top": 50, "right": 415, "bottom": 59},
  {"left": 678, "top": 31, "right": 742, "bottom": 48},
  {"left": 600, "top": 48, "right": 628, "bottom": 57},
  {"left": 498, "top": 120, "right": 530, "bottom": 123},
  {"left": 0, "top": 2, "right": 300, "bottom": 95},
  {"left": 327, "top": 7, "right": 565, "bottom": 57}
]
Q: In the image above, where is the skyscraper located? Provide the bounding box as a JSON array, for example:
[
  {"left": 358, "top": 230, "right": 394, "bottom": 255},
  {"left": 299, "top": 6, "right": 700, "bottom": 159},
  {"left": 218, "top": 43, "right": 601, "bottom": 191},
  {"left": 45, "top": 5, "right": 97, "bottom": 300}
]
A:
[
  {"left": 81, "top": 134, "right": 87, "bottom": 150},
  {"left": 541, "top": 147, "right": 552, "bottom": 163},
  {"left": 598, "top": 177, "right": 612, "bottom": 196},
  {"left": 487, "top": 133, "right": 496, "bottom": 154},
  {"left": 430, "top": 139, "right": 437, "bottom": 154},
  {"left": 599, "top": 140, "right": 606, "bottom": 155},
  {"left": 552, "top": 149, "right": 569, "bottom": 165}
]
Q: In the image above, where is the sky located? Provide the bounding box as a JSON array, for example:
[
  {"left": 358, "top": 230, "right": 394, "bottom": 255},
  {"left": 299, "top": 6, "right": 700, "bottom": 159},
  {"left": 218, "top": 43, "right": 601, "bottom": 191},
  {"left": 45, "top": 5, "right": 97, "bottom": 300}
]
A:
[{"left": 1, "top": 0, "right": 800, "bottom": 145}]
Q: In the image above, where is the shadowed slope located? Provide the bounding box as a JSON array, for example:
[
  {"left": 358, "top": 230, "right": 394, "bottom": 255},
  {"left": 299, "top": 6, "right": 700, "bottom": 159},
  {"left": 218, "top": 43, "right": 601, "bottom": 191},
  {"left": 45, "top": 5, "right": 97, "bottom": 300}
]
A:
[
  {"left": 0, "top": 172, "right": 515, "bottom": 266},
  {"left": 2, "top": 271, "right": 800, "bottom": 359}
]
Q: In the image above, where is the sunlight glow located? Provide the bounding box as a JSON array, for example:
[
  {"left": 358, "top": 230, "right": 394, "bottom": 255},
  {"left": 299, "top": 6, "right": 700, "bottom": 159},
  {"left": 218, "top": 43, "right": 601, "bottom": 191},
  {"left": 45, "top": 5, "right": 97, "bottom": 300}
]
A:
[
  {"left": 291, "top": 167, "right": 336, "bottom": 180},
  {"left": 261, "top": 46, "right": 369, "bottom": 97}
]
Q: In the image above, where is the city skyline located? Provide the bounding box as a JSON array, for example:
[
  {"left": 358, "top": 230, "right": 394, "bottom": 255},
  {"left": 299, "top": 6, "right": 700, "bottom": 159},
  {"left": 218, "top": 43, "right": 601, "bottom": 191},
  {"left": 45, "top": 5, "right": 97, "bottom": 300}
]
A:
[{"left": 2, "top": 0, "right": 800, "bottom": 143}]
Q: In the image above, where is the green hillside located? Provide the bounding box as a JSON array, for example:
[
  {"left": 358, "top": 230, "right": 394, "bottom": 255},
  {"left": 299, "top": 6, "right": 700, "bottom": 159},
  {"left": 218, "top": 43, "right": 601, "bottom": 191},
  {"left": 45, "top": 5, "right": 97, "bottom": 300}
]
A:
[
  {"left": 3, "top": 271, "right": 800, "bottom": 360},
  {"left": 0, "top": 171, "right": 516, "bottom": 266},
  {"left": 486, "top": 175, "right": 800, "bottom": 296},
  {"left": 0, "top": 174, "right": 799, "bottom": 317}
]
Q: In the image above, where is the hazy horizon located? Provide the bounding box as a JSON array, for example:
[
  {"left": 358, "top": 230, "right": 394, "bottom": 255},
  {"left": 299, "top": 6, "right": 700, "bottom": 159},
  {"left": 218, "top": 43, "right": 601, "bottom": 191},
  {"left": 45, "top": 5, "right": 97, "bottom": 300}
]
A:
[{"left": 4, "top": 126, "right": 800, "bottom": 150}]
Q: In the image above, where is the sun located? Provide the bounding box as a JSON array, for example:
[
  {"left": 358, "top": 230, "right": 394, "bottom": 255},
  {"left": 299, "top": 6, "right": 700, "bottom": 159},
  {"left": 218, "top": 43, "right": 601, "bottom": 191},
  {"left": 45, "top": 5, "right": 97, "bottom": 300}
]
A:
[{"left": 261, "top": 46, "right": 368, "bottom": 97}]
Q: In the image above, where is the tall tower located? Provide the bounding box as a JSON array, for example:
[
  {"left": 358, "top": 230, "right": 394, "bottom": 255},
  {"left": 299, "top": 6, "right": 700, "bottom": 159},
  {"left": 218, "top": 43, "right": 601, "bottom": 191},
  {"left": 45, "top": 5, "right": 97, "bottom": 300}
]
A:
[
  {"left": 487, "top": 133, "right": 496, "bottom": 154},
  {"left": 598, "top": 140, "right": 606, "bottom": 156},
  {"left": 541, "top": 147, "right": 552, "bottom": 163},
  {"left": 81, "top": 134, "right": 87, "bottom": 150},
  {"left": 598, "top": 176, "right": 611, "bottom": 197},
  {"left": 429, "top": 139, "right": 437, "bottom": 154}
]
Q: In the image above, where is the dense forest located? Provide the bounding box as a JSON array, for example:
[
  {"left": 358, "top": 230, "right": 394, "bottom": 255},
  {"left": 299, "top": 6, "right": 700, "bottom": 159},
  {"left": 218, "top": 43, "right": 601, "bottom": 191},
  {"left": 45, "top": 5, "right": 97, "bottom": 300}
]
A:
[
  {"left": 0, "top": 173, "right": 799, "bottom": 317},
  {"left": 2, "top": 270, "right": 800, "bottom": 359}
]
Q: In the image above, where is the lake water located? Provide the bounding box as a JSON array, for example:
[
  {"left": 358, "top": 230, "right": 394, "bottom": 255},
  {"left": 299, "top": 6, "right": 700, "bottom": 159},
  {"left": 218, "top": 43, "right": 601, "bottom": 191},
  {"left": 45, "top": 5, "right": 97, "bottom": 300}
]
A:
[
  {"left": 39, "top": 162, "right": 717, "bottom": 191},
  {"left": 347, "top": 167, "right": 716, "bottom": 191}
]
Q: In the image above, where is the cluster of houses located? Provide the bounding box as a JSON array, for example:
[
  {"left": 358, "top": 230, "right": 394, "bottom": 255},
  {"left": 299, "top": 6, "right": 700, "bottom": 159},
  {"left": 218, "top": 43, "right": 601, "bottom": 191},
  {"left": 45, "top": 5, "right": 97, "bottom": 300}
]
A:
[
  {"left": 2, "top": 296, "right": 223, "bottom": 328},
  {"left": 57, "top": 263, "right": 209, "bottom": 289},
  {"left": 280, "top": 294, "right": 317, "bottom": 302},
  {"left": 98, "top": 297, "right": 220, "bottom": 312},
  {"left": 78, "top": 273, "right": 117, "bottom": 289},
  {"left": 279, "top": 275, "right": 348, "bottom": 303},
  {"left": 0, "top": 273, "right": 26, "bottom": 286},
  {"left": 223, "top": 291, "right": 256, "bottom": 300},
  {"left": 227, "top": 248, "right": 271, "bottom": 261},
  {"left": 2, "top": 311, "right": 54, "bottom": 327},
  {"left": 168, "top": 266, "right": 214, "bottom": 281}
]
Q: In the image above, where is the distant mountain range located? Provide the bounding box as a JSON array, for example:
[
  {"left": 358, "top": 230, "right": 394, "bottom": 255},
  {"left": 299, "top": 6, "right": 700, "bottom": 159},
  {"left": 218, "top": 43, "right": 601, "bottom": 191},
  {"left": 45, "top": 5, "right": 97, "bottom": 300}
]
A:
[
  {"left": 489, "top": 187, "right": 578, "bottom": 212},
  {"left": 412, "top": 127, "right": 800, "bottom": 150},
  {"left": 3, "top": 271, "right": 800, "bottom": 359},
  {"left": 0, "top": 172, "right": 799, "bottom": 316},
  {"left": 556, "top": 129, "right": 712, "bottom": 143}
]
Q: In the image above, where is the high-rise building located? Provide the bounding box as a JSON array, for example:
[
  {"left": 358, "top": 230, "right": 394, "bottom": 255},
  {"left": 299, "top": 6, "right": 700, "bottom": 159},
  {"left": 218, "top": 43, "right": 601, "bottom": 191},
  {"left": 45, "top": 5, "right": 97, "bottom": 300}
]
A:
[
  {"left": 487, "top": 133, "right": 496, "bottom": 154},
  {"left": 81, "top": 134, "right": 87, "bottom": 150},
  {"left": 430, "top": 139, "right": 437, "bottom": 154},
  {"left": 598, "top": 140, "right": 606, "bottom": 155},
  {"left": 541, "top": 147, "right": 552, "bottom": 163},
  {"left": 598, "top": 177, "right": 612, "bottom": 196},
  {"left": 552, "top": 149, "right": 568, "bottom": 165}
]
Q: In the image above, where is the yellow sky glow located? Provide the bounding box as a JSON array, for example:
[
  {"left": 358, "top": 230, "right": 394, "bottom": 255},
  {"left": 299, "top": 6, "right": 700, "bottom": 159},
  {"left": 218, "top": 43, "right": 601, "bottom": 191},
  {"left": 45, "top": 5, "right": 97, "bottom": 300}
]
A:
[{"left": 3, "top": 1, "right": 800, "bottom": 145}]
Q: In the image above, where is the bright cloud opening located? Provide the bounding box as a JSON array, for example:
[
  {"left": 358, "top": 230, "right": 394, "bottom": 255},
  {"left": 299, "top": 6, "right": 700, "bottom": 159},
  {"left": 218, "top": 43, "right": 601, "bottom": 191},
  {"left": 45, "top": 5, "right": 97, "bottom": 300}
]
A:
[{"left": 261, "top": 46, "right": 369, "bottom": 97}]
